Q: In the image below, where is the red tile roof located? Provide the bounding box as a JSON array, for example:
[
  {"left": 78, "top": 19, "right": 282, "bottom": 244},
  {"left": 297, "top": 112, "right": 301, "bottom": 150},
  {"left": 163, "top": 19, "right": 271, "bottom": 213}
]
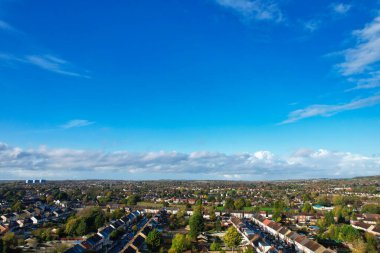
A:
[{"left": 263, "top": 219, "right": 272, "bottom": 226}]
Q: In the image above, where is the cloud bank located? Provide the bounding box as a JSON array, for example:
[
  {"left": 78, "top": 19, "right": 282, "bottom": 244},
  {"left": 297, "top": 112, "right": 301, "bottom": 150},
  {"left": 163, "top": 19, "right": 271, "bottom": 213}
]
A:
[{"left": 0, "top": 142, "right": 378, "bottom": 180}]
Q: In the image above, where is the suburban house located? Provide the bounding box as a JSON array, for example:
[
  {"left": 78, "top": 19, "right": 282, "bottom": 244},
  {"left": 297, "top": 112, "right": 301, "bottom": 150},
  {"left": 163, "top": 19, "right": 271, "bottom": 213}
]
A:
[
  {"left": 351, "top": 221, "right": 380, "bottom": 236},
  {"left": 251, "top": 214, "right": 334, "bottom": 253}
]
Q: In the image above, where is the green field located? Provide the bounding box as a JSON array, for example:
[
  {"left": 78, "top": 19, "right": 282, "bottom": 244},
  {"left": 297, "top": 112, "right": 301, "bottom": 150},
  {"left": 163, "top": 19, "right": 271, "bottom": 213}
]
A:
[
  {"left": 215, "top": 206, "right": 274, "bottom": 212},
  {"left": 136, "top": 201, "right": 186, "bottom": 209},
  {"left": 136, "top": 201, "right": 163, "bottom": 207}
]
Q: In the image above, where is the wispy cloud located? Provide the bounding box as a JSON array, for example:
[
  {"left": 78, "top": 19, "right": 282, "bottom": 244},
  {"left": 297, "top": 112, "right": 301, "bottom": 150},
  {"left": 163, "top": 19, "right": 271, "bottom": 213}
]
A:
[
  {"left": 338, "top": 13, "right": 380, "bottom": 76},
  {"left": 299, "top": 3, "right": 350, "bottom": 34},
  {"left": 331, "top": 3, "right": 351, "bottom": 14},
  {"left": 281, "top": 94, "right": 380, "bottom": 124},
  {"left": 25, "top": 55, "right": 90, "bottom": 78},
  {"left": 61, "top": 119, "right": 95, "bottom": 129},
  {"left": 213, "top": 0, "right": 283, "bottom": 23},
  {"left": 0, "top": 20, "right": 89, "bottom": 78},
  {"left": 283, "top": 12, "right": 380, "bottom": 124},
  {"left": 0, "top": 53, "right": 89, "bottom": 78},
  {"left": 0, "top": 142, "right": 378, "bottom": 179},
  {"left": 346, "top": 71, "right": 380, "bottom": 91},
  {"left": 0, "top": 20, "right": 16, "bottom": 32},
  {"left": 332, "top": 12, "right": 380, "bottom": 91},
  {"left": 303, "top": 19, "right": 321, "bottom": 32}
]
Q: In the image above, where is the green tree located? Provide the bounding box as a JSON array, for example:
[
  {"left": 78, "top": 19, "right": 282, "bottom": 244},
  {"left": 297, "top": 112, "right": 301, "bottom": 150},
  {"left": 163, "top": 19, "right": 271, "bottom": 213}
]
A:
[
  {"left": 302, "top": 202, "right": 312, "bottom": 213},
  {"left": 127, "top": 195, "right": 140, "bottom": 205},
  {"left": 65, "top": 218, "right": 80, "bottom": 236},
  {"left": 361, "top": 204, "right": 380, "bottom": 214},
  {"left": 75, "top": 218, "right": 87, "bottom": 236},
  {"left": 208, "top": 206, "right": 216, "bottom": 221},
  {"left": 223, "top": 226, "right": 242, "bottom": 252},
  {"left": 253, "top": 206, "right": 261, "bottom": 213},
  {"left": 365, "top": 233, "right": 378, "bottom": 253},
  {"left": 210, "top": 241, "right": 221, "bottom": 251},
  {"left": 169, "top": 234, "right": 190, "bottom": 253},
  {"left": 207, "top": 195, "right": 216, "bottom": 202},
  {"left": 65, "top": 207, "right": 106, "bottom": 236},
  {"left": 272, "top": 210, "right": 282, "bottom": 222},
  {"left": 146, "top": 229, "right": 162, "bottom": 251},
  {"left": 110, "top": 208, "right": 125, "bottom": 220},
  {"left": 352, "top": 239, "right": 366, "bottom": 253},
  {"left": 189, "top": 210, "right": 204, "bottom": 238},
  {"left": 11, "top": 201, "right": 23, "bottom": 212},
  {"left": 273, "top": 200, "right": 286, "bottom": 212},
  {"left": 324, "top": 224, "right": 361, "bottom": 243},
  {"left": 224, "top": 198, "right": 234, "bottom": 210},
  {"left": 234, "top": 198, "right": 245, "bottom": 210},
  {"left": 2, "top": 232, "right": 16, "bottom": 253},
  {"left": 316, "top": 195, "right": 331, "bottom": 206},
  {"left": 215, "top": 220, "right": 222, "bottom": 231},
  {"left": 302, "top": 193, "right": 311, "bottom": 201},
  {"left": 110, "top": 227, "right": 125, "bottom": 241},
  {"left": 325, "top": 211, "right": 335, "bottom": 227}
]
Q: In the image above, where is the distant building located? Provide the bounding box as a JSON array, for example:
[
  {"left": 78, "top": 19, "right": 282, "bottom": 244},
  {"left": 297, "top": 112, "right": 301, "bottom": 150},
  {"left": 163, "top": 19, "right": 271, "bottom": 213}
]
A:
[
  {"left": 25, "top": 179, "right": 47, "bottom": 184},
  {"left": 312, "top": 204, "right": 334, "bottom": 211}
]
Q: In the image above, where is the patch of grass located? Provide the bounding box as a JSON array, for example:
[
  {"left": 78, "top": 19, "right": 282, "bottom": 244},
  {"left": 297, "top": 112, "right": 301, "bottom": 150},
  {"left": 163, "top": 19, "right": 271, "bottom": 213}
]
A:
[
  {"left": 136, "top": 201, "right": 163, "bottom": 207},
  {"left": 260, "top": 207, "right": 274, "bottom": 212}
]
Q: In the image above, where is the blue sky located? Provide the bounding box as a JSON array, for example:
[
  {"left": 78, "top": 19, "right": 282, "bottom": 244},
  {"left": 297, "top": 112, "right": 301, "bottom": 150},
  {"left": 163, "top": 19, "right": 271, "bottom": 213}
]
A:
[{"left": 0, "top": 0, "right": 380, "bottom": 180}]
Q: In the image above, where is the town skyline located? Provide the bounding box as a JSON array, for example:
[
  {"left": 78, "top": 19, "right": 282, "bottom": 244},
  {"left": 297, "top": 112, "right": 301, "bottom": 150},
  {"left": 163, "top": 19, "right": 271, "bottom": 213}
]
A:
[{"left": 1, "top": 0, "right": 380, "bottom": 180}]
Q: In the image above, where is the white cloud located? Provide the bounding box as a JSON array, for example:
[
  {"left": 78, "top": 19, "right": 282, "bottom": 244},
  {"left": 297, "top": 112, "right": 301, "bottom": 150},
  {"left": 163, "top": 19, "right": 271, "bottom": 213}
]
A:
[
  {"left": 334, "top": 12, "right": 380, "bottom": 91},
  {"left": 339, "top": 14, "right": 380, "bottom": 76},
  {"left": 283, "top": 13, "right": 380, "bottom": 123},
  {"left": 61, "top": 119, "right": 95, "bottom": 129},
  {"left": 214, "top": 0, "right": 283, "bottom": 23},
  {"left": 0, "top": 142, "right": 378, "bottom": 180},
  {"left": 331, "top": 3, "right": 351, "bottom": 14},
  {"left": 281, "top": 94, "right": 380, "bottom": 124}
]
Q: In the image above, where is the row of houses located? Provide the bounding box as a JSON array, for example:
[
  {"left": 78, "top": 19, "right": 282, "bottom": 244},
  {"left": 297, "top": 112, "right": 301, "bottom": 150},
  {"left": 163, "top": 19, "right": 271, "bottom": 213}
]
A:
[
  {"left": 230, "top": 216, "right": 275, "bottom": 253},
  {"left": 350, "top": 221, "right": 380, "bottom": 236},
  {"left": 65, "top": 210, "right": 142, "bottom": 253},
  {"left": 251, "top": 214, "right": 334, "bottom": 253},
  {"left": 121, "top": 217, "right": 160, "bottom": 253},
  {"left": 0, "top": 205, "right": 71, "bottom": 235}
]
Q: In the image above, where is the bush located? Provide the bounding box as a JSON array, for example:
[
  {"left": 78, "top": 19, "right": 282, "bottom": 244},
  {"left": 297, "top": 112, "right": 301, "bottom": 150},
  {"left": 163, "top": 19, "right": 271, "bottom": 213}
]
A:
[{"left": 65, "top": 207, "right": 106, "bottom": 236}]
